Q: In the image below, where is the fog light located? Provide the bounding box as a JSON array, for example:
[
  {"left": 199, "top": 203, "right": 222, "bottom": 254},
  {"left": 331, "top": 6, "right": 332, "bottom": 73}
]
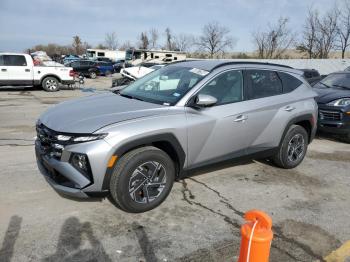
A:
[{"left": 70, "top": 153, "right": 92, "bottom": 180}]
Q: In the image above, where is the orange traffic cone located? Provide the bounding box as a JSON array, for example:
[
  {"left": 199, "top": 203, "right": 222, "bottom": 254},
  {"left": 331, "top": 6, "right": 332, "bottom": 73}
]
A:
[{"left": 238, "top": 210, "right": 273, "bottom": 262}]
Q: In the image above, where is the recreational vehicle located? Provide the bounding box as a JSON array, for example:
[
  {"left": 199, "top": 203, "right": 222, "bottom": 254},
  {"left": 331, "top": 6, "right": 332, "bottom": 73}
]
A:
[
  {"left": 86, "top": 49, "right": 125, "bottom": 62},
  {"left": 125, "top": 49, "right": 186, "bottom": 65}
]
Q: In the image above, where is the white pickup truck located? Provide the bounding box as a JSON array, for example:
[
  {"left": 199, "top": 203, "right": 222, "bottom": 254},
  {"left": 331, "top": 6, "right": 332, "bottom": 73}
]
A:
[{"left": 0, "top": 53, "right": 75, "bottom": 92}]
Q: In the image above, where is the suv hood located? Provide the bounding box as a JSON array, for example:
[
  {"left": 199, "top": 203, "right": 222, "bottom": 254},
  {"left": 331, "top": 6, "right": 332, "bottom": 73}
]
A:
[
  {"left": 39, "top": 93, "right": 170, "bottom": 133},
  {"left": 314, "top": 87, "right": 350, "bottom": 104}
]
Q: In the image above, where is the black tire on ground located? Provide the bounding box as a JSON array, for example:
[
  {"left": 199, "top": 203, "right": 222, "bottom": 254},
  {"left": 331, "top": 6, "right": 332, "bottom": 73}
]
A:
[
  {"left": 42, "top": 77, "right": 60, "bottom": 92},
  {"left": 109, "top": 146, "right": 175, "bottom": 213},
  {"left": 89, "top": 71, "right": 97, "bottom": 79},
  {"left": 272, "top": 125, "right": 309, "bottom": 169}
]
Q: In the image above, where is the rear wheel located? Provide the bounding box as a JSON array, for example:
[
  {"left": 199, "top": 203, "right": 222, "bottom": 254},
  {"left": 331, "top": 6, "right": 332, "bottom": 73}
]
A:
[
  {"left": 42, "top": 77, "right": 60, "bottom": 92},
  {"left": 272, "top": 125, "right": 308, "bottom": 169},
  {"left": 109, "top": 146, "right": 175, "bottom": 213},
  {"left": 89, "top": 71, "right": 97, "bottom": 79}
]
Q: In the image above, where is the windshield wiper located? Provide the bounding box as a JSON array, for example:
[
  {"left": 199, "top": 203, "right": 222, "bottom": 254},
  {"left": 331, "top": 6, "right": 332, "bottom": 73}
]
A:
[
  {"left": 332, "top": 84, "right": 350, "bottom": 90},
  {"left": 319, "top": 82, "right": 331, "bottom": 88},
  {"left": 119, "top": 93, "right": 144, "bottom": 101}
]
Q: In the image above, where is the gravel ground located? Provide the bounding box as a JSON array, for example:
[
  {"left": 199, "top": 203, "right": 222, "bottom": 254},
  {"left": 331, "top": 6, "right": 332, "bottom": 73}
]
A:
[{"left": 0, "top": 76, "right": 349, "bottom": 262}]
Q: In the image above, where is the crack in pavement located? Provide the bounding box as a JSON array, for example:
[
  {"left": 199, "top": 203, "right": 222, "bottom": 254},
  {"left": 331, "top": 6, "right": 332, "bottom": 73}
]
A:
[
  {"left": 0, "top": 144, "right": 33, "bottom": 147},
  {"left": 181, "top": 178, "right": 324, "bottom": 262}
]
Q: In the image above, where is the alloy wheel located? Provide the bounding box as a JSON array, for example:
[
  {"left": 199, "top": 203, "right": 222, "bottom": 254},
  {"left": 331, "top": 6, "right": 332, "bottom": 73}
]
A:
[
  {"left": 46, "top": 79, "right": 58, "bottom": 90},
  {"left": 128, "top": 161, "right": 167, "bottom": 204},
  {"left": 287, "top": 134, "right": 305, "bottom": 163}
]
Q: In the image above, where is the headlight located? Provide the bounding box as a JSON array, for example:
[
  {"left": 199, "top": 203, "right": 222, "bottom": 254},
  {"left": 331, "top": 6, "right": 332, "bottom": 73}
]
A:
[
  {"left": 327, "top": 98, "right": 350, "bottom": 107},
  {"left": 55, "top": 133, "right": 107, "bottom": 143}
]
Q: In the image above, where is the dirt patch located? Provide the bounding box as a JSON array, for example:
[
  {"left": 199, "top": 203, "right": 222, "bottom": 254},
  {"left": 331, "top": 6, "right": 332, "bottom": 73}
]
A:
[
  {"left": 277, "top": 219, "right": 341, "bottom": 258},
  {"left": 307, "top": 150, "right": 350, "bottom": 162},
  {"left": 252, "top": 164, "right": 326, "bottom": 188}
]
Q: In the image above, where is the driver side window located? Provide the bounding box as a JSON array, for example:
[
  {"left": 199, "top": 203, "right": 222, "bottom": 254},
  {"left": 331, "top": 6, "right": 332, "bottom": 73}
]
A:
[{"left": 198, "top": 70, "right": 243, "bottom": 106}]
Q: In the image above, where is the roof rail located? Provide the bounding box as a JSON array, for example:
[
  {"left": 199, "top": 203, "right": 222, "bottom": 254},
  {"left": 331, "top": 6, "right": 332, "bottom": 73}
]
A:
[{"left": 211, "top": 61, "right": 294, "bottom": 71}]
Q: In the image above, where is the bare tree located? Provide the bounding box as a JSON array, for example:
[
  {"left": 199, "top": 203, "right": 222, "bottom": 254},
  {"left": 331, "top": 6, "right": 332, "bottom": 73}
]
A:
[
  {"left": 298, "top": 6, "right": 339, "bottom": 58},
  {"left": 336, "top": 0, "right": 350, "bottom": 58},
  {"left": 252, "top": 17, "right": 295, "bottom": 59},
  {"left": 165, "top": 27, "right": 174, "bottom": 50},
  {"left": 139, "top": 32, "right": 149, "bottom": 49},
  {"left": 119, "top": 41, "right": 133, "bottom": 51},
  {"left": 317, "top": 7, "right": 339, "bottom": 58},
  {"left": 196, "top": 21, "right": 234, "bottom": 58},
  {"left": 297, "top": 9, "right": 319, "bottom": 58},
  {"left": 72, "top": 35, "right": 85, "bottom": 55},
  {"left": 105, "top": 32, "right": 118, "bottom": 50},
  {"left": 173, "top": 33, "right": 194, "bottom": 52},
  {"left": 149, "top": 28, "right": 159, "bottom": 49}
]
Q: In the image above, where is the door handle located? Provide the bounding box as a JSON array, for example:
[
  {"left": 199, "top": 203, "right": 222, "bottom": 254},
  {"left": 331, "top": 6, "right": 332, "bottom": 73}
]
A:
[
  {"left": 284, "top": 106, "right": 296, "bottom": 112},
  {"left": 234, "top": 115, "right": 248, "bottom": 122},
  {"left": 25, "top": 69, "right": 30, "bottom": 72},
  {"left": 1, "top": 69, "right": 6, "bottom": 72}
]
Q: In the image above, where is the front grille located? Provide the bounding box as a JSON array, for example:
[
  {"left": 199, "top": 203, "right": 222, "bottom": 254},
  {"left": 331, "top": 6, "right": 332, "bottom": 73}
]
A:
[
  {"left": 36, "top": 124, "right": 64, "bottom": 159},
  {"left": 319, "top": 110, "right": 342, "bottom": 121}
]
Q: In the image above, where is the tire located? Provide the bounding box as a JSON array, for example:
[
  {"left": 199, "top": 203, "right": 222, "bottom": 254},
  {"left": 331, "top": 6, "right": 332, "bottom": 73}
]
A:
[
  {"left": 42, "top": 77, "right": 60, "bottom": 92},
  {"left": 272, "top": 125, "right": 309, "bottom": 169},
  {"left": 109, "top": 146, "right": 175, "bottom": 213},
  {"left": 89, "top": 71, "right": 97, "bottom": 79}
]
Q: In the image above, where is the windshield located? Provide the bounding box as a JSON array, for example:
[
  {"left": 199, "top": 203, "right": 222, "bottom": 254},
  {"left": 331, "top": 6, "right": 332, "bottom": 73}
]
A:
[
  {"left": 317, "top": 73, "right": 350, "bottom": 89},
  {"left": 119, "top": 65, "right": 208, "bottom": 105}
]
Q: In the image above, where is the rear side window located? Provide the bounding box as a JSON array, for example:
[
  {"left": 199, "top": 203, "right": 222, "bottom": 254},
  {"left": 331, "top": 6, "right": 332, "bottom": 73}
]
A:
[
  {"left": 278, "top": 72, "right": 303, "bottom": 93},
  {"left": 0, "top": 55, "right": 3, "bottom": 66},
  {"left": 245, "top": 70, "right": 282, "bottom": 99},
  {"left": 4, "top": 55, "right": 27, "bottom": 66}
]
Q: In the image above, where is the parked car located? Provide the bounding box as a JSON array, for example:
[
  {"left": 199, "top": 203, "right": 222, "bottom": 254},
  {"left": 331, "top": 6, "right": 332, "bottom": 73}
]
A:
[
  {"left": 35, "top": 60, "right": 317, "bottom": 212},
  {"left": 95, "top": 61, "right": 114, "bottom": 76},
  {"left": 0, "top": 53, "right": 74, "bottom": 91},
  {"left": 65, "top": 60, "right": 99, "bottom": 79},
  {"left": 63, "top": 55, "right": 80, "bottom": 65},
  {"left": 113, "top": 60, "right": 132, "bottom": 73},
  {"left": 94, "top": 57, "right": 113, "bottom": 63},
  {"left": 298, "top": 69, "right": 324, "bottom": 85},
  {"left": 313, "top": 72, "right": 350, "bottom": 142},
  {"left": 111, "top": 64, "right": 165, "bottom": 88}
]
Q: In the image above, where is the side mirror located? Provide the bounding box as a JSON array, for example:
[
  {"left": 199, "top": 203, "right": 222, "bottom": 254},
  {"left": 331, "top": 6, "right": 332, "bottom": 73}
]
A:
[{"left": 195, "top": 94, "right": 217, "bottom": 107}]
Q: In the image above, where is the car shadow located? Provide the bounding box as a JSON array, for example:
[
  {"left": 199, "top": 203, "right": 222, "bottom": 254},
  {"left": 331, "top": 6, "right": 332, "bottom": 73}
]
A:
[
  {"left": 43, "top": 217, "right": 112, "bottom": 262},
  {"left": 0, "top": 216, "right": 22, "bottom": 262}
]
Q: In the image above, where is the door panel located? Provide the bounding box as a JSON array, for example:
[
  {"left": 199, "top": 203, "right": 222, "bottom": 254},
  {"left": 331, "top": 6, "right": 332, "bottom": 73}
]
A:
[
  {"left": 186, "top": 69, "right": 250, "bottom": 167},
  {"left": 186, "top": 102, "right": 255, "bottom": 167},
  {"left": 4, "top": 55, "right": 32, "bottom": 85}
]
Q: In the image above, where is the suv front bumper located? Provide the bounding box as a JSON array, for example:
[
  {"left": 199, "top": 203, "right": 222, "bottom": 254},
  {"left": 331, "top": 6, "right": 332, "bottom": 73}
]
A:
[
  {"left": 318, "top": 106, "right": 350, "bottom": 135},
  {"left": 35, "top": 135, "right": 113, "bottom": 198}
]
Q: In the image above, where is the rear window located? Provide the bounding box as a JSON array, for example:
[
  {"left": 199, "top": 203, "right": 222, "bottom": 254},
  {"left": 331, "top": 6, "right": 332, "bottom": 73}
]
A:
[
  {"left": 246, "top": 70, "right": 283, "bottom": 99},
  {"left": 4, "top": 55, "right": 27, "bottom": 66},
  {"left": 278, "top": 72, "right": 303, "bottom": 93}
]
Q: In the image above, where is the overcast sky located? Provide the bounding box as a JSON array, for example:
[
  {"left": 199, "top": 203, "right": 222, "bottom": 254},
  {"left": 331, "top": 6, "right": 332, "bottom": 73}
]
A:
[{"left": 0, "top": 0, "right": 335, "bottom": 52}]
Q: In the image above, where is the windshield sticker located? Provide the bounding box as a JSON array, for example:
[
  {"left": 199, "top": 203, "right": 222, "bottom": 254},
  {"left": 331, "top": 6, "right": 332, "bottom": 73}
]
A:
[
  {"left": 190, "top": 68, "right": 209, "bottom": 76},
  {"left": 173, "top": 92, "right": 181, "bottom": 97}
]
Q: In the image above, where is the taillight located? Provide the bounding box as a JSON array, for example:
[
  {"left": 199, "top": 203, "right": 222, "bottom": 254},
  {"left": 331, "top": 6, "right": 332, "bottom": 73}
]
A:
[{"left": 69, "top": 70, "right": 75, "bottom": 77}]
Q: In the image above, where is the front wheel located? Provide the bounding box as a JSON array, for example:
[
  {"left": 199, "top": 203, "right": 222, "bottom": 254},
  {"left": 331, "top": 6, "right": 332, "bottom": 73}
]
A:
[
  {"left": 109, "top": 146, "right": 175, "bottom": 213},
  {"left": 272, "top": 125, "right": 308, "bottom": 169},
  {"left": 42, "top": 77, "right": 60, "bottom": 92}
]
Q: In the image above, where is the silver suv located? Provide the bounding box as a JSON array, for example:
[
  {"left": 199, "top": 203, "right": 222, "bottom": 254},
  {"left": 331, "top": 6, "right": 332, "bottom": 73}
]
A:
[{"left": 35, "top": 60, "right": 318, "bottom": 213}]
